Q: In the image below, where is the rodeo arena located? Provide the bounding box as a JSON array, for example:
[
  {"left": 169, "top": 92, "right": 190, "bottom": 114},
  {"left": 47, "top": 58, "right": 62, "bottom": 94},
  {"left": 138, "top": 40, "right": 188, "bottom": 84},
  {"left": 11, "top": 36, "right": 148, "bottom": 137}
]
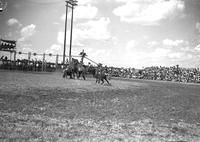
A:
[
  {"left": 1, "top": 1, "right": 200, "bottom": 142},
  {"left": 1, "top": 40, "right": 200, "bottom": 83}
]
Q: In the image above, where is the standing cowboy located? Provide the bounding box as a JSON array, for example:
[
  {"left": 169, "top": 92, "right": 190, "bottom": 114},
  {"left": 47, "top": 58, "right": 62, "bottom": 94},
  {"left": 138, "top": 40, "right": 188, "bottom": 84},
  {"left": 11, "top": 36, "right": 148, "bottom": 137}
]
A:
[{"left": 79, "top": 49, "right": 87, "bottom": 64}]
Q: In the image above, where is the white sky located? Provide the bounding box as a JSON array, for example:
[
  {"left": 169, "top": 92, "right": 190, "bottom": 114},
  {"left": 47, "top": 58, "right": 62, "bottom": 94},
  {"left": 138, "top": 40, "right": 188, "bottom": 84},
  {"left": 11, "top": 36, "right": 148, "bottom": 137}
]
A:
[{"left": 0, "top": 0, "right": 200, "bottom": 68}]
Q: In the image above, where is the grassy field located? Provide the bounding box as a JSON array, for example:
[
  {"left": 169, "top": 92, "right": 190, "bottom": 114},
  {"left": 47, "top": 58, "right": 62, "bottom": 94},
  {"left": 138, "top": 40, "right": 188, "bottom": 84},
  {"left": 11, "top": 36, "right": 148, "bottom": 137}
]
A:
[{"left": 0, "top": 70, "right": 200, "bottom": 142}]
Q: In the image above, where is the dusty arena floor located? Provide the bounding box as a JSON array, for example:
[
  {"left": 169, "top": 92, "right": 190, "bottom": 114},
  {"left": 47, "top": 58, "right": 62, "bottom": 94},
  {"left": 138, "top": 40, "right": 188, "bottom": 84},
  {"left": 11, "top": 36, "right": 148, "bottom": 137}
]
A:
[{"left": 0, "top": 70, "right": 200, "bottom": 142}]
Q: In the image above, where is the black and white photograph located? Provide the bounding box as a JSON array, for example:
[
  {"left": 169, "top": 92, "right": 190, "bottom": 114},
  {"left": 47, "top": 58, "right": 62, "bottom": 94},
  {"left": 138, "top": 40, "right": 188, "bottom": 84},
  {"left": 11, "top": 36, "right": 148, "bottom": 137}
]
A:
[{"left": 0, "top": 0, "right": 200, "bottom": 141}]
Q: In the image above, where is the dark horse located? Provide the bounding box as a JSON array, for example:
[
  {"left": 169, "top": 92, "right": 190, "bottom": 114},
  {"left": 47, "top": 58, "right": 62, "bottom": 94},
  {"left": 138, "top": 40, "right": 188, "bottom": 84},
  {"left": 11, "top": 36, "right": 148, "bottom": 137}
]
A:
[
  {"left": 94, "top": 68, "right": 110, "bottom": 85},
  {"left": 63, "top": 65, "right": 74, "bottom": 79},
  {"left": 63, "top": 58, "right": 86, "bottom": 80},
  {"left": 87, "top": 65, "right": 96, "bottom": 77},
  {"left": 74, "top": 63, "right": 86, "bottom": 80}
]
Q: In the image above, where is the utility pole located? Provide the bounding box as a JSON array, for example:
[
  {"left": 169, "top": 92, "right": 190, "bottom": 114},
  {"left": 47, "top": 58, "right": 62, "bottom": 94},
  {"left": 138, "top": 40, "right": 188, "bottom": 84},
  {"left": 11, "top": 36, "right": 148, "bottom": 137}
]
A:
[
  {"left": 69, "top": 4, "right": 74, "bottom": 63},
  {"left": 63, "top": 1, "right": 69, "bottom": 64},
  {"left": 63, "top": 0, "right": 78, "bottom": 63}
]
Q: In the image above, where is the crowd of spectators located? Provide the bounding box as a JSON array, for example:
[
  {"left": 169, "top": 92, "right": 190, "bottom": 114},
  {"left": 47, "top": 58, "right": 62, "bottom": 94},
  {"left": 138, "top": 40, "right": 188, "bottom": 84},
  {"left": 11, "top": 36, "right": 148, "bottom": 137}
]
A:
[
  {"left": 1, "top": 55, "right": 200, "bottom": 84},
  {"left": 135, "top": 65, "right": 200, "bottom": 83},
  {"left": 107, "top": 65, "right": 200, "bottom": 84},
  {"left": 0, "top": 56, "right": 56, "bottom": 72},
  {"left": 104, "top": 67, "right": 135, "bottom": 78}
]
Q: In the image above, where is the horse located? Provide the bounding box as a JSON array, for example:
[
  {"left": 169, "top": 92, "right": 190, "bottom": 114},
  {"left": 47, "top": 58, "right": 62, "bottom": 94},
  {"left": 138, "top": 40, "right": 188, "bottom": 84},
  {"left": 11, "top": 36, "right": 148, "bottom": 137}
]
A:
[
  {"left": 94, "top": 68, "right": 110, "bottom": 85},
  {"left": 87, "top": 65, "right": 96, "bottom": 77},
  {"left": 74, "top": 63, "right": 86, "bottom": 80},
  {"left": 63, "top": 58, "right": 86, "bottom": 80},
  {"left": 63, "top": 65, "right": 74, "bottom": 79}
]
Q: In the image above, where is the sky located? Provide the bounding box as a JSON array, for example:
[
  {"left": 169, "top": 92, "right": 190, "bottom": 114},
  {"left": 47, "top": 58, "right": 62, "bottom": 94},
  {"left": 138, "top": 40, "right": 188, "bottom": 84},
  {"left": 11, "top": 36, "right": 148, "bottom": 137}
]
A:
[{"left": 0, "top": 0, "right": 200, "bottom": 68}]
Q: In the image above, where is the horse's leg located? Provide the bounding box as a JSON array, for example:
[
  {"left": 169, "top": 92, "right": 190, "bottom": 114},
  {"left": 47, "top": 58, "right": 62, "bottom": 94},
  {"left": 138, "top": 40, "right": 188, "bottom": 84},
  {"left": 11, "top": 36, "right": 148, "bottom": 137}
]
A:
[
  {"left": 96, "top": 76, "right": 100, "bottom": 84},
  {"left": 83, "top": 73, "right": 86, "bottom": 80},
  {"left": 63, "top": 71, "right": 67, "bottom": 78},
  {"left": 82, "top": 75, "right": 85, "bottom": 80},
  {"left": 70, "top": 72, "right": 73, "bottom": 79},
  {"left": 63, "top": 72, "right": 65, "bottom": 78},
  {"left": 105, "top": 77, "right": 110, "bottom": 84},
  {"left": 101, "top": 78, "right": 104, "bottom": 84},
  {"left": 82, "top": 72, "right": 86, "bottom": 80},
  {"left": 78, "top": 72, "right": 81, "bottom": 79},
  {"left": 98, "top": 76, "right": 101, "bottom": 84},
  {"left": 73, "top": 72, "right": 76, "bottom": 79},
  {"left": 95, "top": 75, "right": 98, "bottom": 83}
]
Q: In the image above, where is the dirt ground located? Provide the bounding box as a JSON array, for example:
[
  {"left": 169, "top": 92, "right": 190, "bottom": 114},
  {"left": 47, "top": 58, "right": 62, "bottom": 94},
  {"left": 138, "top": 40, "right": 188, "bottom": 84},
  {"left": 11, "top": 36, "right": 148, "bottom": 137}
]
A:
[{"left": 0, "top": 70, "right": 200, "bottom": 142}]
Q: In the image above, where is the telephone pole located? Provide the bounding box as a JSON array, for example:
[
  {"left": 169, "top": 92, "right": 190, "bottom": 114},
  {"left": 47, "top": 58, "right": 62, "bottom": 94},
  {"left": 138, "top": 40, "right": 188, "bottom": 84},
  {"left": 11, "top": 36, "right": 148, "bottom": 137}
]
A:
[
  {"left": 63, "top": 0, "right": 78, "bottom": 64},
  {"left": 63, "top": 1, "right": 69, "bottom": 64}
]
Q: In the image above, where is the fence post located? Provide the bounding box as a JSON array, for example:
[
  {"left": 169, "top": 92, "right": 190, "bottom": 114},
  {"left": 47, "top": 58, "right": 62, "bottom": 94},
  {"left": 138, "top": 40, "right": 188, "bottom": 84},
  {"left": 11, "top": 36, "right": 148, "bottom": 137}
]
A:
[
  {"left": 14, "top": 51, "right": 16, "bottom": 61},
  {"left": 56, "top": 54, "right": 59, "bottom": 69},
  {"left": 28, "top": 52, "right": 31, "bottom": 60},
  {"left": 28, "top": 52, "right": 31, "bottom": 67},
  {"left": 13, "top": 51, "right": 16, "bottom": 70},
  {"left": 9, "top": 51, "right": 12, "bottom": 70},
  {"left": 42, "top": 53, "right": 46, "bottom": 71},
  {"left": 9, "top": 51, "right": 12, "bottom": 60}
]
